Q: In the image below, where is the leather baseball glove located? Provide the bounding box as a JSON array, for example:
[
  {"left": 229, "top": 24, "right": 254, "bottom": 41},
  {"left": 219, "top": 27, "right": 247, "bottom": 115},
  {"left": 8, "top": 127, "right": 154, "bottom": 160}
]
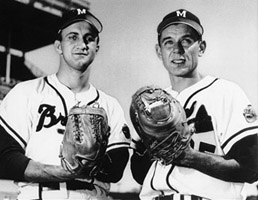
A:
[
  {"left": 59, "top": 103, "right": 110, "bottom": 177},
  {"left": 130, "top": 86, "right": 193, "bottom": 165}
]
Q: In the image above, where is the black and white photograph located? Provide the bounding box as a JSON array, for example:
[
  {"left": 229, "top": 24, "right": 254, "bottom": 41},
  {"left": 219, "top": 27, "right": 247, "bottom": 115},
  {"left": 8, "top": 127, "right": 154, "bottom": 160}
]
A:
[{"left": 0, "top": 0, "right": 257, "bottom": 199}]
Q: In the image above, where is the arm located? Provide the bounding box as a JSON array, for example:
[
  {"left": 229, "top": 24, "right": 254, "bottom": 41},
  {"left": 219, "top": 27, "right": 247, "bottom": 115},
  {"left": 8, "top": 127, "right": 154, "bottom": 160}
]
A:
[
  {"left": 175, "top": 82, "right": 258, "bottom": 183},
  {"left": 0, "top": 125, "right": 30, "bottom": 181},
  {"left": 130, "top": 139, "right": 152, "bottom": 185},
  {"left": 174, "top": 134, "right": 258, "bottom": 183},
  {"left": 94, "top": 97, "right": 131, "bottom": 183},
  {"left": 96, "top": 147, "right": 129, "bottom": 183},
  {"left": 0, "top": 125, "right": 83, "bottom": 182},
  {"left": 24, "top": 160, "right": 77, "bottom": 182}
]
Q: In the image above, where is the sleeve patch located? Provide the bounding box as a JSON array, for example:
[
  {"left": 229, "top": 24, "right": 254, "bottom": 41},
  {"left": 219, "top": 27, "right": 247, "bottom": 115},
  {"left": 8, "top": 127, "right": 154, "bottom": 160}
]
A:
[
  {"left": 122, "top": 124, "right": 130, "bottom": 139},
  {"left": 243, "top": 105, "right": 257, "bottom": 123}
]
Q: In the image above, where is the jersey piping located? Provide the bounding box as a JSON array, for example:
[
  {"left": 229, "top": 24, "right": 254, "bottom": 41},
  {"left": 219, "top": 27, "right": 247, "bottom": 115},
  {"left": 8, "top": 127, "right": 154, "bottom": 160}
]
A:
[
  {"left": 150, "top": 161, "right": 160, "bottom": 193},
  {"left": 107, "top": 142, "right": 130, "bottom": 148},
  {"left": 45, "top": 76, "right": 100, "bottom": 117},
  {"left": 150, "top": 162, "right": 179, "bottom": 194},
  {"left": 45, "top": 76, "right": 68, "bottom": 117},
  {"left": 221, "top": 125, "right": 258, "bottom": 149},
  {"left": 183, "top": 78, "right": 219, "bottom": 109},
  {"left": 87, "top": 90, "right": 100, "bottom": 106},
  {"left": 0, "top": 116, "right": 27, "bottom": 147},
  {"left": 166, "top": 165, "right": 178, "bottom": 193}
]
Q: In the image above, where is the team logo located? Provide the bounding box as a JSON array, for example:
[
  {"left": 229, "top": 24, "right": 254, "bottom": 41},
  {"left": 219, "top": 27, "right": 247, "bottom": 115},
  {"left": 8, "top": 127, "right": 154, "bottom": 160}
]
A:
[
  {"left": 36, "top": 104, "right": 66, "bottom": 132},
  {"left": 243, "top": 105, "right": 257, "bottom": 123},
  {"left": 176, "top": 10, "right": 187, "bottom": 18},
  {"left": 77, "top": 8, "right": 87, "bottom": 15},
  {"left": 122, "top": 124, "right": 130, "bottom": 139}
]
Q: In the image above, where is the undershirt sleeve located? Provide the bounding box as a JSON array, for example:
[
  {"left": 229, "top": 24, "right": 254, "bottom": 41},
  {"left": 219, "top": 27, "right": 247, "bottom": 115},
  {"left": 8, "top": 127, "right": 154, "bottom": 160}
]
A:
[
  {"left": 96, "top": 147, "right": 129, "bottom": 183},
  {"left": 0, "top": 125, "right": 30, "bottom": 181},
  {"left": 225, "top": 134, "right": 258, "bottom": 183}
]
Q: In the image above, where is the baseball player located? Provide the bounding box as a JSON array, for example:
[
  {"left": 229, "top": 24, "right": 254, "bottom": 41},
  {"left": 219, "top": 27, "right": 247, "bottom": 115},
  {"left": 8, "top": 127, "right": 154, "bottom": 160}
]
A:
[
  {"left": 0, "top": 8, "right": 131, "bottom": 199},
  {"left": 130, "top": 9, "right": 258, "bottom": 200}
]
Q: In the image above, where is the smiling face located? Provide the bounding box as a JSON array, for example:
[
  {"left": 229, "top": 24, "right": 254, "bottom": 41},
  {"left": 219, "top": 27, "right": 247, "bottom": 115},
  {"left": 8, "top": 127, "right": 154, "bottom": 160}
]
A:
[
  {"left": 55, "top": 21, "right": 99, "bottom": 73},
  {"left": 156, "top": 23, "right": 206, "bottom": 78}
]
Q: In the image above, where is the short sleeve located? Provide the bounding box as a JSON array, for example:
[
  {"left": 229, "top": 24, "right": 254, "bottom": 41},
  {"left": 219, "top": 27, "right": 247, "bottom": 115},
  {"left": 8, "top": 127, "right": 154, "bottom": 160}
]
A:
[
  {"left": 0, "top": 83, "right": 33, "bottom": 148},
  {"left": 217, "top": 82, "right": 258, "bottom": 153},
  {"left": 105, "top": 98, "right": 131, "bottom": 151}
]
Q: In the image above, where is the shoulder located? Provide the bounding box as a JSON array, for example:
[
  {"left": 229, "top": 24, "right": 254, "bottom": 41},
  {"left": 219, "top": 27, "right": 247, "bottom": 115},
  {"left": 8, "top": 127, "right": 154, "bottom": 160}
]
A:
[
  {"left": 215, "top": 77, "right": 241, "bottom": 89},
  {"left": 97, "top": 89, "right": 121, "bottom": 106},
  {"left": 208, "top": 77, "right": 251, "bottom": 112},
  {"left": 0, "top": 76, "right": 49, "bottom": 108},
  {"left": 12, "top": 77, "right": 46, "bottom": 93},
  {"left": 5, "top": 77, "right": 45, "bottom": 97},
  {"left": 208, "top": 76, "right": 245, "bottom": 96},
  {"left": 94, "top": 88, "right": 125, "bottom": 118}
]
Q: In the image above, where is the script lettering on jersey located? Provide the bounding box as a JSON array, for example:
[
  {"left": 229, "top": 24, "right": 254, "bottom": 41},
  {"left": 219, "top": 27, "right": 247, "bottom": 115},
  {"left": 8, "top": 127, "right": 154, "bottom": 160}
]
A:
[
  {"left": 36, "top": 104, "right": 67, "bottom": 132},
  {"left": 185, "top": 101, "right": 216, "bottom": 153},
  {"left": 185, "top": 101, "right": 213, "bottom": 133}
]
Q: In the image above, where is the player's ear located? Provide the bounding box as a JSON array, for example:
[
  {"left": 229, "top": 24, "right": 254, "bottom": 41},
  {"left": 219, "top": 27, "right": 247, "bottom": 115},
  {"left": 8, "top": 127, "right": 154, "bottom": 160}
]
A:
[
  {"left": 96, "top": 45, "right": 99, "bottom": 53},
  {"left": 155, "top": 44, "right": 162, "bottom": 59},
  {"left": 198, "top": 40, "right": 206, "bottom": 57},
  {"left": 54, "top": 40, "right": 63, "bottom": 55}
]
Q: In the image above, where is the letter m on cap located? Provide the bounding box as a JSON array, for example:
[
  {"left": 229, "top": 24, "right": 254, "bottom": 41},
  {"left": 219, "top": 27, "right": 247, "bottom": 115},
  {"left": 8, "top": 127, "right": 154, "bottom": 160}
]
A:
[
  {"left": 176, "top": 10, "right": 186, "bottom": 18},
  {"left": 77, "top": 8, "right": 87, "bottom": 15}
]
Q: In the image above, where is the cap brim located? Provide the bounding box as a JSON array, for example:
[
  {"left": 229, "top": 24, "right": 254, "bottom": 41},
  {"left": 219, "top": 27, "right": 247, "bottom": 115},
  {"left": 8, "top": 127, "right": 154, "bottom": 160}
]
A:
[
  {"left": 158, "top": 18, "right": 203, "bottom": 36},
  {"left": 58, "top": 15, "right": 103, "bottom": 34}
]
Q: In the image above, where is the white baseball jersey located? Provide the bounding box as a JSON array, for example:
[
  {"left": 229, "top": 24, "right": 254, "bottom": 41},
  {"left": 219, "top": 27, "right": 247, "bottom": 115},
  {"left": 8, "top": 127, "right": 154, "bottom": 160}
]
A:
[
  {"left": 139, "top": 75, "right": 258, "bottom": 200},
  {"left": 0, "top": 74, "right": 131, "bottom": 199}
]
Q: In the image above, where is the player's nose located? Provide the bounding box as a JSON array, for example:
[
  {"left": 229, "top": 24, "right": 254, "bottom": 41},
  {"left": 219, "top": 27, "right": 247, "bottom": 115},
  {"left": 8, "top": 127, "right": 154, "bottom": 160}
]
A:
[
  {"left": 78, "top": 39, "right": 89, "bottom": 51},
  {"left": 172, "top": 42, "right": 184, "bottom": 54}
]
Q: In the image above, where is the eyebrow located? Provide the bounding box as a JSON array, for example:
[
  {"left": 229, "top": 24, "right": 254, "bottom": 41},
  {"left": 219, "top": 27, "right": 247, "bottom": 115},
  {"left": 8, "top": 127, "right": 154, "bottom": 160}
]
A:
[
  {"left": 161, "top": 34, "right": 194, "bottom": 43},
  {"left": 64, "top": 31, "right": 78, "bottom": 38},
  {"left": 161, "top": 36, "right": 172, "bottom": 44},
  {"left": 65, "top": 31, "right": 96, "bottom": 38}
]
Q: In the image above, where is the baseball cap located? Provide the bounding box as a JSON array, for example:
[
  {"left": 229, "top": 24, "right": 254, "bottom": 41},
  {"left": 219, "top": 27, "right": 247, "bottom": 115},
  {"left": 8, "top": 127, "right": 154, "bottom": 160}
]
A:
[
  {"left": 157, "top": 9, "right": 203, "bottom": 36},
  {"left": 58, "top": 8, "right": 103, "bottom": 34}
]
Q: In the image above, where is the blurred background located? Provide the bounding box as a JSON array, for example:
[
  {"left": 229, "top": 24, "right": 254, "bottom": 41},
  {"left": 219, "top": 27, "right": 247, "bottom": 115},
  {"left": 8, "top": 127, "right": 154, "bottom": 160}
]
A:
[{"left": 0, "top": 0, "right": 257, "bottom": 199}]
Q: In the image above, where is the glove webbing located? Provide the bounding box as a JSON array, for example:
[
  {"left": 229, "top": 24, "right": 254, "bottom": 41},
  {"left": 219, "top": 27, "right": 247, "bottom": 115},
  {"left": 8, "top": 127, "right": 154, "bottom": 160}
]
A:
[
  {"left": 60, "top": 112, "right": 108, "bottom": 177},
  {"left": 150, "top": 130, "right": 190, "bottom": 165}
]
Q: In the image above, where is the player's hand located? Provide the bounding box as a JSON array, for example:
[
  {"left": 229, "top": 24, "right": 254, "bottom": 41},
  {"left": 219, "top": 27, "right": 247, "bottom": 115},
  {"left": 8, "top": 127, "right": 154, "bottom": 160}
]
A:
[
  {"left": 172, "top": 144, "right": 195, "bottom": 166},
  {"left": 59, "top": 103, "right": 110, "bottom": 178},
  {"left": 24, "top": 160, "right": 95, "bottom": 182}
]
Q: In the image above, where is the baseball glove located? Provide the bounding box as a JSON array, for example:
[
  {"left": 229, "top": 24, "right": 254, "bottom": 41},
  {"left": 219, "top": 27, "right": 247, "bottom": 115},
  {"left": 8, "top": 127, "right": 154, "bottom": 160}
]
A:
[
  {"left": 59, "top": 103, "right": 110, "bottom": 177},
  {"left": 130, "top": 86, "right": 193, "bottom": 165}
]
